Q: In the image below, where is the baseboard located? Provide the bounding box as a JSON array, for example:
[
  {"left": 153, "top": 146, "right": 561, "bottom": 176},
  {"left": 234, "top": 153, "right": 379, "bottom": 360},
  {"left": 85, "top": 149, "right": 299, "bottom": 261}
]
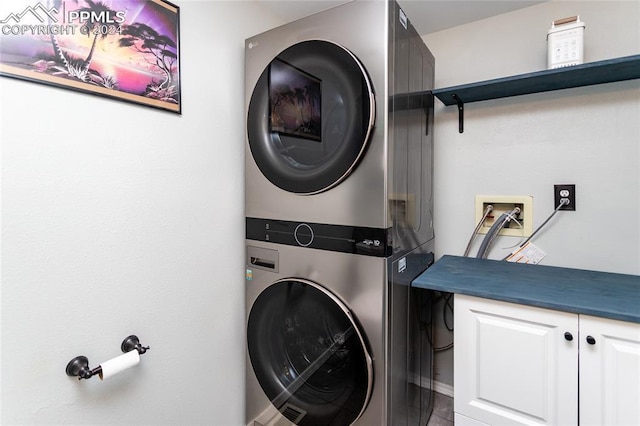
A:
[
  {"left": 433, "top": 380, "right": 454, "bottom": 398},
  {"left": 409, "top": 373, "right": 454, "bottom": 398}
]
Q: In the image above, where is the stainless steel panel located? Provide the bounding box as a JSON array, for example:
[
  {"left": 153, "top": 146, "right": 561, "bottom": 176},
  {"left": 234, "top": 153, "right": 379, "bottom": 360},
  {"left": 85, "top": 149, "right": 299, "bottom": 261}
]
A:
[
  {"left": 245, "top": 240, "right": 435, "bottom": 425},
  {"left": 244, "top": 1, "right": 435, "bottom": 424},
  {"left": 245, "top": 0, "right": 390, "bottom": 229},
  {"left": 388, "top": 244, "right": 435, "bottom": 426},
  {"left": 388, "top": 1, "right": 435, "bottom": 259},
  {"left": 245, "top": 0, "right": 435, "bottom": 256},
  {"left": 245, "top": 241, "right": 388, "bottom": 425}
]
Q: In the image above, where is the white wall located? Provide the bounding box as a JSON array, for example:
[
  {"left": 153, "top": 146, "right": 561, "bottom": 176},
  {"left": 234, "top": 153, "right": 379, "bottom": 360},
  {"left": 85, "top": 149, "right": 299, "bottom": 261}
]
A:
[
  {"left": 0, "top": 1, "right": 283, "bottom": 424},
  {"left": 423, "top": 0, "right": 640, "bottom": 389},
  {"left": 425, "top": 0, "right": 639, "bottom": 275}
]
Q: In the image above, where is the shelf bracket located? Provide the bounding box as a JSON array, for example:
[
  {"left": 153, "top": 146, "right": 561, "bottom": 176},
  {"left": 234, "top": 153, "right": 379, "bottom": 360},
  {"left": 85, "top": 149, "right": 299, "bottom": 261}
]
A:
[{"left": 453, "top": 94, "right": 464, "bottom": 133}]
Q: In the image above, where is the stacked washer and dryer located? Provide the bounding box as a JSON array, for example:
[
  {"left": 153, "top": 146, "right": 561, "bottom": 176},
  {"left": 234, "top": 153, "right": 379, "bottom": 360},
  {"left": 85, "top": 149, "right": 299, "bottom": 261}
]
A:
[{"left": 244, "top": 1, "right": 436, "bottom": 425}]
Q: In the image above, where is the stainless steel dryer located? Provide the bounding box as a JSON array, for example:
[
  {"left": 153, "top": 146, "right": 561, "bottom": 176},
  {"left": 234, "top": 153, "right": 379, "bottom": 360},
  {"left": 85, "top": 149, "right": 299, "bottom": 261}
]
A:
[
  {"left": 245, "top": 241, "right": 434, "bottom": 426},
  {"left": 245, "top": 0, "right": 435, "bottom": 250}
]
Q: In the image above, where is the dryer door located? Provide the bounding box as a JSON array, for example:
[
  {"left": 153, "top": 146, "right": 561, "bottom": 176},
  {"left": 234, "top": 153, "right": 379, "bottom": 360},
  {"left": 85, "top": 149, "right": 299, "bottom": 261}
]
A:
[
  {"left": 247, "top": 279, "right": 373, "bottom": 425},
  {"left": 247, "top": 40, "right": 375, "bottom": 194}
]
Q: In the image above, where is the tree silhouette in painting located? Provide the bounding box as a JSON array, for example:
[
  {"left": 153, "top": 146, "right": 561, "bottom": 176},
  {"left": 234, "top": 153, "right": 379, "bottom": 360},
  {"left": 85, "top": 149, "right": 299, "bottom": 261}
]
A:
[
  {"left": 78, "top": 0, "right": 116, "bottom": 74},
  {"left": 118, "top": 23, "right": 179, "bottom": 104},
  {"left": 39, "top": 0, "right": 118, "bottom": 87}
]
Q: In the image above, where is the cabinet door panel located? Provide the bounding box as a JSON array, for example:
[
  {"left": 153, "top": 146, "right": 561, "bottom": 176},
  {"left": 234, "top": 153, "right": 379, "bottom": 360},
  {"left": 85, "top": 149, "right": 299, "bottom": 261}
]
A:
[
  {"left": 454, "top": 295, "right": 578, "bottom": 425},
  {"left": 580, "top": 315, "right": 640, "bottom": 426}
]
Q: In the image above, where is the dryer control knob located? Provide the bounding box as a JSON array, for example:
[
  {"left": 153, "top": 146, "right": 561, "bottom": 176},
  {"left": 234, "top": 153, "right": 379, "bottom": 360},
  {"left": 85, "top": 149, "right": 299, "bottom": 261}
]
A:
[{"left": 294, "top": 223, "right": 314, "bottom": 247}]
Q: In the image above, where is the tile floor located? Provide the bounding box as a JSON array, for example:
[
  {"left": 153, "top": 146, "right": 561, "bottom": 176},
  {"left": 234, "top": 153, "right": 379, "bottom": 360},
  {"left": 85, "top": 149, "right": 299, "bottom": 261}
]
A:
[{"left": 426, "top": 392, "right": 454, "bottom": 426}]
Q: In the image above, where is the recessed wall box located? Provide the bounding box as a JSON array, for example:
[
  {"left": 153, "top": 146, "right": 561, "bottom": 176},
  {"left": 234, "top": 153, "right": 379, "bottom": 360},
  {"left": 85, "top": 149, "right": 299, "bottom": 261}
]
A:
[
  {"left": 475, "top": 195, "right": 533, "bottom": 237},
  {"left": 547, "top": 16, "right": 585, "bottom": 69}
]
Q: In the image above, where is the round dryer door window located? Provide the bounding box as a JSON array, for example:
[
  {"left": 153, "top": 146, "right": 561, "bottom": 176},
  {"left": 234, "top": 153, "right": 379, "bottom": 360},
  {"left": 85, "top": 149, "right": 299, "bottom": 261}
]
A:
[
  {"left": 247, "top": 40, "right": 375, "bottom": 194},
  {"left": 247, "top": 279, "right": 373, "bottom": 425}
]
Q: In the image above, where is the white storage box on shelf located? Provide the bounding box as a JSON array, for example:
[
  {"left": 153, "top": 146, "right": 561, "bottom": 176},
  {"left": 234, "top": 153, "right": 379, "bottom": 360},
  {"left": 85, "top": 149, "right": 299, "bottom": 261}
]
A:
[{"left": 547, "top": 16, "right": 585, "bottom": 69}]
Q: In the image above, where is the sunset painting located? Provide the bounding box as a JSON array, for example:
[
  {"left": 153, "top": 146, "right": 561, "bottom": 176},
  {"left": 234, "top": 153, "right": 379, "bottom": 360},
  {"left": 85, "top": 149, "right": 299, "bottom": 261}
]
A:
[{"left": 0, "top": 0, "right": 180, "bottom": 113}]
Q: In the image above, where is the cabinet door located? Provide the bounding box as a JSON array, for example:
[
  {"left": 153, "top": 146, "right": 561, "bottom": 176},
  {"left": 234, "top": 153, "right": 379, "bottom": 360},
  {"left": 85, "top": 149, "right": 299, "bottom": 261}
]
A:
[
  {"left": 579, "top": 315, "right": 640, "bottom": 425},
  {"left": 454, "top": 294, "right": 578, "bottom": 425}
]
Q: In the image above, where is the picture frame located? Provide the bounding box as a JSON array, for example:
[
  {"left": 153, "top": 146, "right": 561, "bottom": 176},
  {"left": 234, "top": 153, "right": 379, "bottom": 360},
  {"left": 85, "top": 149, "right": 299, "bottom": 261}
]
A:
[{"left": 0, "top": 0, "right": 181, "bottom": 114}]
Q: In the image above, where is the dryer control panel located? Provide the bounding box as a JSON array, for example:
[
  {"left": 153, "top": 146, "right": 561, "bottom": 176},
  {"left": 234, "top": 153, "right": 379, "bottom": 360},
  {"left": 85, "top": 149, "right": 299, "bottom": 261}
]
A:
[{"left": 246, "top": 217, "right": 392, "bottom": 257}]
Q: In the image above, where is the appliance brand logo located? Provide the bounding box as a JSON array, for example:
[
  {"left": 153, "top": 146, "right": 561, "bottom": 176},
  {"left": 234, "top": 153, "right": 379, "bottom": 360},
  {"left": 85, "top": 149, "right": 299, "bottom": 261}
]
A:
[{"left": 1, "top": 1, "right": 127, "bottom": 36}]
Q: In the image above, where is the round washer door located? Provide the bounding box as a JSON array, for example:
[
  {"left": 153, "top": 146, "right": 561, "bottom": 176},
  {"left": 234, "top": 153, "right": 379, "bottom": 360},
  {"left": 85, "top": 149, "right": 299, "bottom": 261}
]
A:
[
  {"left": 247, "top": 279, "right": 373, "bottom": 425},
  {"left": 247, "top": 40, "right": 375, "bottom": 194}
]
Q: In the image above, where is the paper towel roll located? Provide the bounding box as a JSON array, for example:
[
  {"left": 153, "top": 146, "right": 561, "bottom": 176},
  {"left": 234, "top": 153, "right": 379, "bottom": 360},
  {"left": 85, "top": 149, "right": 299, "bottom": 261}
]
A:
[{"left": 98, "top": 350, "right": 140, "bottom": 380}]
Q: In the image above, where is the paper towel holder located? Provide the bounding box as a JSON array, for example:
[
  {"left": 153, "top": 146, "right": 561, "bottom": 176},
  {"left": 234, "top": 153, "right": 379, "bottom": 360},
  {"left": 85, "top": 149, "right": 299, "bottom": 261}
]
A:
[{"left": 65, "top": 335, "right": 149, "bottom": 380}]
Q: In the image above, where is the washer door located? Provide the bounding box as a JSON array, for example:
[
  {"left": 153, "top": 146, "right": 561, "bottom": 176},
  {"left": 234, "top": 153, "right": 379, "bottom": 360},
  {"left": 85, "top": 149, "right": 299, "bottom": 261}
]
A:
[
  {"left": 247, "top": 40, "right": 375, "bottom": 194},
  {"left": 247, "top": 279, "right": 373, "bottom": 425}
]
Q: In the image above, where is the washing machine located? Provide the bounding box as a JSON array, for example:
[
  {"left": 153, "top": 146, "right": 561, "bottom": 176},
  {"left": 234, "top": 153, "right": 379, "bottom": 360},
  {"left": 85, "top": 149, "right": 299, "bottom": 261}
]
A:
[
  {"left": 245, "top": 241, "right": 435, "bottom": 426},
  {"left": 245, "top": 1, "right": 436, "bottom": 424},
  {"left": 245, "top": 0, "right": 435, "bottom": 255}
]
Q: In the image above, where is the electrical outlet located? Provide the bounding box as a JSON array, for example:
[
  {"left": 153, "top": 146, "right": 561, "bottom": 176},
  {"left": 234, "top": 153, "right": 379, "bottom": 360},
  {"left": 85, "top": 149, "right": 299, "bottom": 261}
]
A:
[
  {"left": 475, "top": 195, "right": 533, "bottom": 237},
  {"left": 554, "top": 184, "right": 576, "bottom": 211}
]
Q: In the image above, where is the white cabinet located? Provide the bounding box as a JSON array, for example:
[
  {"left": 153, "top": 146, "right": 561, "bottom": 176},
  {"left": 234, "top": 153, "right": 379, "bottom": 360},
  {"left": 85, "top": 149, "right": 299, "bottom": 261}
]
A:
[
  {"left": 454, "top": 294, "right": 578, "bottom": 425},
  {"left": 454, "top": 294, "right": 640, "bottom": 426},
  {"left": 579, "top": 315, "right": 640, "bottom": 425}
]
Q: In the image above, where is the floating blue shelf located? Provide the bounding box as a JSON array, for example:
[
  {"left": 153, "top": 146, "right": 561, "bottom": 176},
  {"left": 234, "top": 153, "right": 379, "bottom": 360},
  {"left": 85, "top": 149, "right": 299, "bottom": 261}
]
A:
[{"left": 432, "top": 54, "right": 640, "bottom": 132}]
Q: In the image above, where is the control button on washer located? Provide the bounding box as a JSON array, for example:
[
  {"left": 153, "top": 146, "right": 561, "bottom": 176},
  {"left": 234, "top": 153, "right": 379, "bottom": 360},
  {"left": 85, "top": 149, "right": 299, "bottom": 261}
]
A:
[{"left": 294, "top": 223, "right": 314, "bottom": 247}]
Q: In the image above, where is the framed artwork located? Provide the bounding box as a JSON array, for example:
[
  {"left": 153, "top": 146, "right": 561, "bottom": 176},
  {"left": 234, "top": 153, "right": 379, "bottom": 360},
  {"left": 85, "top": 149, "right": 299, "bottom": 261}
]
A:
[{"left": 0, "top": 0, "right": 181, "bottom": 113}]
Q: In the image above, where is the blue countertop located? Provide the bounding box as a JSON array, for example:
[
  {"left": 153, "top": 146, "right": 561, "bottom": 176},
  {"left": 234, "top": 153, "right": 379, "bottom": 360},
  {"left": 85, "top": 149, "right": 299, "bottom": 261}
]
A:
[{"left": 411, "top": 255, "right": 640, "bottom": 323}]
